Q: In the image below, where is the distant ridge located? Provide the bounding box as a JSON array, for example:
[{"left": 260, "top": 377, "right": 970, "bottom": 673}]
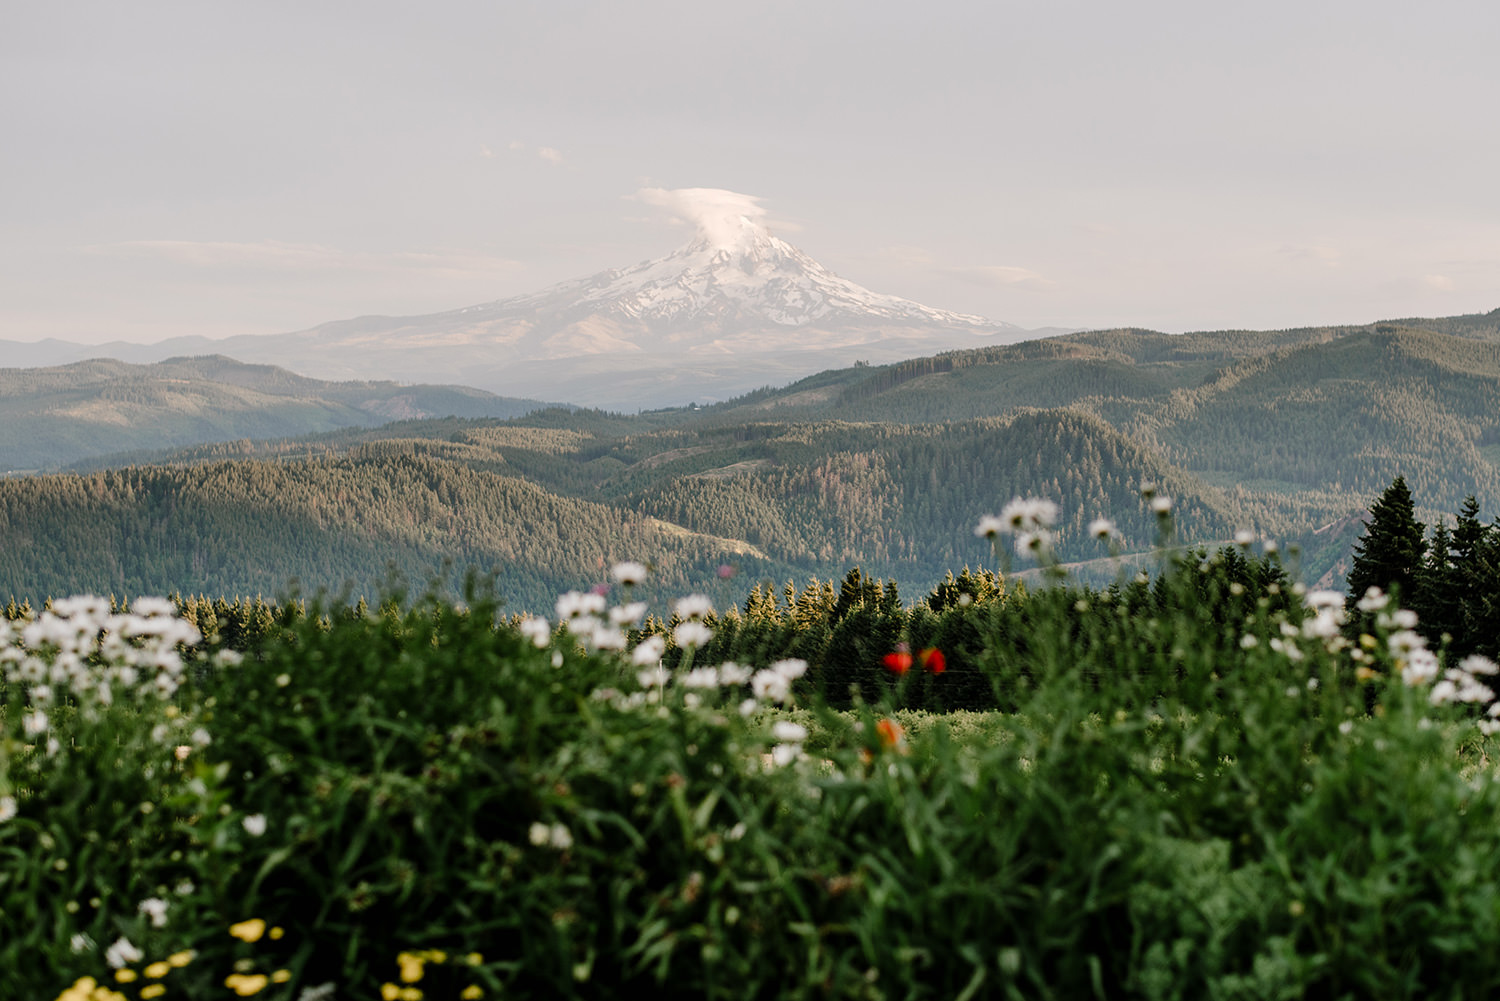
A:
[
  {"left": 6, "top": 307, "right": 1500, "bottom": 598},
  {"left": 0, "top": 355, "right": 551, "bottom": 472}
]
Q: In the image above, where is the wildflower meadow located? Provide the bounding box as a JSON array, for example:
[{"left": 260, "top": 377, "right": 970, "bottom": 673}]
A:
[{"left": 6, "top": 500, "right": 1500, "bottom": 999}]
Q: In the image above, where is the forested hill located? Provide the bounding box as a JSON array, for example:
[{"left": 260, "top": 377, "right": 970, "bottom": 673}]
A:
[
  {"left": 0, "top": 452, "right": 786, "bottom": 612},
  {"left": 0, "top": 355, "right": 552, "bottom": 472},
  {"left": 0, "top": 410, "right": 1254, "bottom": 611},
  {"left": 717, "top": 311, "right": 1500, "bottom": 432},
  {"left": 710, "top": 316, "right": 1500, "bottom": 515},
  {"left": 5, "top": 309, "right": 1500, "bottom": 607}
]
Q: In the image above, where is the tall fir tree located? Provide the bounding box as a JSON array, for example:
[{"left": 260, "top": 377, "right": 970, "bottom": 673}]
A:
[
  {"left": 1346, "top": 475, "right": 1427, "bottom": 610},
  {"left": 1452, "top": 496, "right": 1487, "bottom": 566},
  {"left": 1412, "top": 521, "right": 1460, "bottom": 646},
  {"left": 1444, "top": 497, "right": 1491, "bottom": 656},
  {"left": 1452, "top": 496, "right": 1500, "bottom": 659}
]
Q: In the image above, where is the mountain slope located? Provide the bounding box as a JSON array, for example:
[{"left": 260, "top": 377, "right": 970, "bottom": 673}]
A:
[
  {"left": 10, "top": 308, "right": 1500, "bottom": 601},
  {"left": 704, "top": 320, "right": 1500, "bottom": 514},
  {"left": 0, "top": 409, "right": 1251, "bottom": 609},
  {"left": 0, "top": 356, "right": 551, "bottom": 471},
  {"left": 492, "top": 220, "right": 1003, "bottom": 334},
  {"left": 1140, "top": 327, "right": 1500, "bottom": 509}
]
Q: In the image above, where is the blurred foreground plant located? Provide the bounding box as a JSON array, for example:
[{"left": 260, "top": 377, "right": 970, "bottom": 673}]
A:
[{"left": 7, "top": 510, "right": 1500, "bottom": 998}]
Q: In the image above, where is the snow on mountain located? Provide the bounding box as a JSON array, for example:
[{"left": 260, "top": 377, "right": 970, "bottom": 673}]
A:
[
  {"left": 329, "top": 209, "right": 1018, "bottom": 369},
  {"left": 493, "top": 215, "right": 1003, "bottom": 332}
]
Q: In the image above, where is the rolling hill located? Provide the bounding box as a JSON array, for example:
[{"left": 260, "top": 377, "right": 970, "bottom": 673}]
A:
[
  {"left": 4, "top": 309, "right": 1499, "bottom": 608},
  {"left": 0, "top": 356, "right": 553, "bottom": 471}
]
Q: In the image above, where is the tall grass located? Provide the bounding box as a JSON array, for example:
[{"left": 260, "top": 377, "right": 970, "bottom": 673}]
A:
[{"left": 5, "top": 533, "right": 1500, "bottom": 998}]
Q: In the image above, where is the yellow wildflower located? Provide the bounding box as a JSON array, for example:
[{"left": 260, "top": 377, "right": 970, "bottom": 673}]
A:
[
  {"left": 114, "top": 969, "right": 138, "bottom": 983},
  {"left": 465, "top": 952, "right": 484, "bottom": 966},
  {"left": 397, "top": 952, "right": 426, "bottom": 982},
  {"left": 143, "top": 961, "right": 171, "bottom": 979},
  {"left": 381, "top": 985, "right": 400, "bottom": 1001},
  {"left": 166, "top": 950, "right": 196, "bottom": 968},
  {"left": 56, "top": 977, "right": 97, "bottom": 1001},
  {"left": 140, "top": 986, "right": 167, "bottom": 1000},
  {"left": 272, "top": 969, "right": 291, "bottom": 983},
  {"left": 460, "top": 986, "right": 484, "bottom": 999},
  {"left": 224, "top": 972, "right": 270, "bottom": 996},
  {"left": 229, "top": 918, "right": 267, "bottom": 942}
]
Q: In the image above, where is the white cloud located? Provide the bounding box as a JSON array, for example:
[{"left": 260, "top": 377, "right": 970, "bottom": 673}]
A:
[
  {"left": 504, "top": 140, "right": 564, "bottom": 165},
  {"left": 633, "top": 187, "right": 771, "bottom": 249},
  {"left": 939, "top": 265, "right": 1054, "bottom": 290},
  {"left": 1423, "top": 274, "right": 1455, "bottom": 291}
]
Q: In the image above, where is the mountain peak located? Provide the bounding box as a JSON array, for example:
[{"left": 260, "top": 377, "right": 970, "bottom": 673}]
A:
[
  {"left": 128, "top": 194, "right": 1039, "bottom": 407},
  {"left": 497, "top": 228, "right": 1003, "bottom": 332},
  {"left": 690, "top": 209, "right": 776, "bottom": 256}
]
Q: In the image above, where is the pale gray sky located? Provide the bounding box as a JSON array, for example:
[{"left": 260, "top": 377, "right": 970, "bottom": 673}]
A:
[{"left": 4, "top": 0, "right": 1498, "bottom": 344}]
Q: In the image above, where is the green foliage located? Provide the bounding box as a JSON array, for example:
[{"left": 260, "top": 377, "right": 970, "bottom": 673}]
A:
[
  {"left": 644, "top": 547, "right": 1294, "bottom": 716},
  {"left": 10, "top": 545, "right": 1500, "bottom": 998},
  {"left": 1346, "top": 476, "right": 1428, "bottom": 606},
  {"left": 10, "top": 312, "right": 1500, "bottom": 608},
  {"left": 0, "top": 408, "right": 1261, "bottom": 612},
  {"left": 925, "top": 566, "right": 1004, "bottom": 612},
  {"left": 1360, "top": 483, "right": 1500, "bottom": 660},
  {"left": 0, "top": 455, "right": 792, "bottom": 612}
]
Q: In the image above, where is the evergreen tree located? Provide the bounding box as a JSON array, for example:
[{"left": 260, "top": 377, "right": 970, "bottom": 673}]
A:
[
  {"left": 926, "top": 567, "right": 1004, "bottom": 612},
  {"left": 1412, "top": 521, "right": 1461, "bottom": 646},
  {"left": 1452, "top": 496, "right": 1487, "bottom": 566},
  {"left": 1346, "top": 476, "right": 1428, "bottom": 610},
  {"left": 1467, "top": 533, "right": 1500, "bottom": 660}
]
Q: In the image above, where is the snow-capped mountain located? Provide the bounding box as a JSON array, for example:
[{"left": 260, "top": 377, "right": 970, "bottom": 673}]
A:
[
  {"left": 5, "top": 212, "right": 1046, "bottom": 409},
  {"left": 498, "top": 216, "right": 1000, "bottom": 332},
  {"left": 274, "top": 215, "right": 1029, "bottom": 393}
]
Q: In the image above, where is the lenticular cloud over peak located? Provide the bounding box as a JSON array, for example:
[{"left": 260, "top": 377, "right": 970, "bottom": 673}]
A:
[{"left": 635, "top": 187, "right": 771, "bottom": 251}]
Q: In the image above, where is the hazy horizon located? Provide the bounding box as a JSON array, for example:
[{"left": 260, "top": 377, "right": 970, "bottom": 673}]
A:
[{"left": 5, "top": 1, "right": 1498, "bottom": 346}]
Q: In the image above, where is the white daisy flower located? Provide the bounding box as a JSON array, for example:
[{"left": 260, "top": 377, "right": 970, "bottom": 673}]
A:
[
  {"left": 772, "top": 721, "right": 808, "bottom": 743},
  {"left": 673, "top": 621, "right": 714, "bottom": 649},
  {"left": 673, "top": 595, "right": 714, "bottom": 621},
  {"left": 630, "top": 634, "right": 667, "bottom": 666},
  {"left": 611, "top": 561, "right": 648, "bottom": 586},
  {"left": 105, "top": 936, "right": 142, "bottom": 969}
]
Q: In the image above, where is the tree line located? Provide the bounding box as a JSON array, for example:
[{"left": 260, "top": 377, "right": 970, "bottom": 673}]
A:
[{"left": 1345, "top": 476, "right": 1500, "bottom": 659}]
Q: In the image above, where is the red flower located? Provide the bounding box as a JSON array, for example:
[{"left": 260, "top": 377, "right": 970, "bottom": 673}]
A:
[
  {"left": 875, "top": 718, "right": 905, "bottom": 749},
  {"left": 919, "top": 648, "right": 946, "bottom": 674},
  {"left": 882, "top": 651, "right": 913, "bottom": 674}
]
